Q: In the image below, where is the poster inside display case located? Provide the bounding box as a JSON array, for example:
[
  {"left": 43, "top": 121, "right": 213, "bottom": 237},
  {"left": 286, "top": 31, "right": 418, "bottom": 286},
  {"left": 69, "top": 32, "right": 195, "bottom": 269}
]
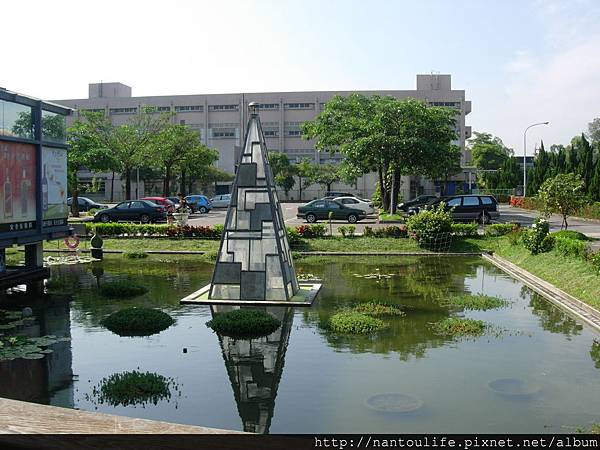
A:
[
  {"left": 42, "top": 147, "right": 68, "bottom": 227},
  {"left": 0, "top": 141, "right": 36, "bottom": 233}
]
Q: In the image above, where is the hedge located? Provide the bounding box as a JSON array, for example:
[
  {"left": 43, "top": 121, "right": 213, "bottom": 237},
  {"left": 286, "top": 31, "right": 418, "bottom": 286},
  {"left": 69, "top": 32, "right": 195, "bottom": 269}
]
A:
[
  {"left": 85, "top": 223, "right": 223, "bottom": 239},
  {"left": 485, "top": 223, "right": 515, "bottom": 237},
  {"left": 451, "top": 223, "right": 479, "bottom": 237},
  {"left": 510, "top": 196, "right": 600, "bottom": 220}
]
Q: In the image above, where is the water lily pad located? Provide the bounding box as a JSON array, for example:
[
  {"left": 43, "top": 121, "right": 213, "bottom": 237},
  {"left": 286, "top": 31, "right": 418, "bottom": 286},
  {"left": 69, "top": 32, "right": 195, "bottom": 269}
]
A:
[
  {"left": 365, "top": 393, "right": 424, "bottom": 413},
  {"left": 23, "top": 353, "right": 45, "bottom": 360},
  {"left": 488, "top": 378, "right": 541, "bottom": 398}
]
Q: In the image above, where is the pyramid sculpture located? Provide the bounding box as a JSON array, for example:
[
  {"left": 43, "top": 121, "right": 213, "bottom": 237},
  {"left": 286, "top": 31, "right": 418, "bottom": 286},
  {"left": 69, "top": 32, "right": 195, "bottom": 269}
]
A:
[{"left": 209, "top": 103, "right": 300, "bottom": 301}]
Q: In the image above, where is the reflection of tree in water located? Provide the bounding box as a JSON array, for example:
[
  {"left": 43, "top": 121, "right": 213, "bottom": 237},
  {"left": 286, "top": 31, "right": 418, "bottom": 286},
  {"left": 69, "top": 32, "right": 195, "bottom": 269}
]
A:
[
  {"left": 297, "top": 257, "right": 484, "bottom": 360},
  {"left": 591, "top": 340, "right": 600, "bottom": 369},
  {"left": 211, "top": 306, "right": 293, "bottom": 434},
  {"left": 529, "top": 294, "right": 583, "bottom": 338},
  {"left": 48, "top": 258, "right": 213, "bottom": 328}
]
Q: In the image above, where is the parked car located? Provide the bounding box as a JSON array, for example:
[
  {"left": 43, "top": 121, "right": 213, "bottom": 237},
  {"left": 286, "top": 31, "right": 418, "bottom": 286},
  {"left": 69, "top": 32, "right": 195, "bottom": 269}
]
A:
[
  {"left": 141, "top": 196, "right": 176, "bottom": 213},
  {"left": 185, "top": 195, "right": 212, "bottom": 213},
  {"left": 409, "top": 195, "right": 499, "bottom": 224},
  {"left": 324, "top": 191, "right": 371, "bottom": 202},
  {"left": 333, "top": 196, "right": 375, "bottom": 215},
  {"left": 166, "top": 196, "right": 180, "bottom": 205},
  {"left": 297, "top": 199, "right": 367, "bottom": 223},
  {"left": 398, "top": 194, "right": 438, "bottom": 212},
  {"left": 67, "top": 196, "right": 106, "bottom": 212},
  {"left": 210, "top": 193, "right": 231, "bottom": 208},
  {"left": 93, "top": 200, "right": 167, "bottom": 223}
]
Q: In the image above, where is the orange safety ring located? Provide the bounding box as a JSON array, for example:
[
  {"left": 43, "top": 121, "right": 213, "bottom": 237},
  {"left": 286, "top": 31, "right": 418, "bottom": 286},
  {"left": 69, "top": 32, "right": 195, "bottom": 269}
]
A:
[{"left": 64, "top": 235, "right": 80, "bottom": 249}]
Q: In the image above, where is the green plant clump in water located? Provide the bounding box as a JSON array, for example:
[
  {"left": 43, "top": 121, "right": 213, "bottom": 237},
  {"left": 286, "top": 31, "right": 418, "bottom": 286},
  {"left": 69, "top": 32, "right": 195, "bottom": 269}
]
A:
[
  {"left": 445, "top": 294, "right": 508, "bottom": 311},
  {"left": 101, "top": 308, "right": 174, "bottom": 337},
  {"left": 123, "top": 251, "right": 148, "bottom": 259},
  {"left": 206, "top": 309, "right": 281, "bottom": 339},
  {"left": 99, "top": 281, "right": 148, "bottom": 298},
  {"left": 352, "top": 302, "right": 405, "bottom": 317},
  {"left": 45, "top": 278, "right": 70, "bottom": 291},
  {"left": 0, "top": 335, "right": 70, "bottom": 361},
  {"left": 89, "top": 371, "right": 176, "bottom": 407},
  {"left": 329, "top": 312, "right": 388, "bottom": 334},
  {"left": 430, "top": 318, "right": 486, "bottom": 337}
]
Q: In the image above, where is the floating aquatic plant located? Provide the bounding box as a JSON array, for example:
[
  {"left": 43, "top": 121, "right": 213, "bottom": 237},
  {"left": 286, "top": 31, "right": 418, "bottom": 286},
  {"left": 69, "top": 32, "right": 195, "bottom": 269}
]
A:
[
  {"left": 101, "top": 308, "right": 174, "bottom": 337},
  {"left": 206, "top": 309, "right": 281, "bottom": 339},
  {"left": 351, "top": 302, "right": 405, "bottom": 317},
  {"left": 329, "top": 311, "right": 388, "bottom": 334},
  {"left": 86, "top": 371, "right": 179, "bottom": 407},
  {"left": 123, "top": 251, "right": 148, "bottom": 259},
  {"left": 444, "top": 294, "right": 509, "bottom": 311},
  {"left": 0, "top": 334, "right": 70, "bottom": 361},
  {"left": 0, "top": 309, "right": 35, "bottom": 331},
  {"left": 352, "top": 268, "right": 395, "bottom": 281},
  {"left": 430, "top": 317, "right": 486, "bottom": 337}
]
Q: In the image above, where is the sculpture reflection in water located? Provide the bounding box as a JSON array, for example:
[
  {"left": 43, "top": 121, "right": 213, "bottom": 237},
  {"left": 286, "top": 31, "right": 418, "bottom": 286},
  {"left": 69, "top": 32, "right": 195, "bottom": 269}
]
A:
[{"left": 210, "top": 306, "right": 294, "bottom": 434}]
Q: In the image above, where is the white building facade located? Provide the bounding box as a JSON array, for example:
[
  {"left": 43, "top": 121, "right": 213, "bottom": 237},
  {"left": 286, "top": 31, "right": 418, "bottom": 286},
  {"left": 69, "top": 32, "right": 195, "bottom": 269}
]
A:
[{"left": 54, "top": 74, "right": 472, "bottom": 202}]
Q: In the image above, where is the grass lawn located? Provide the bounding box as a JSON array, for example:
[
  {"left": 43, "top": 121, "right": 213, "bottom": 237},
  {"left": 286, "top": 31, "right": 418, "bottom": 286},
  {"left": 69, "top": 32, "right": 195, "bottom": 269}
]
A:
[
  {"left": 378, "top": 213, "right": 405, "bottom": 222},
  {"left": 489, "top": 236, "right": 600, "bottom": 311}
]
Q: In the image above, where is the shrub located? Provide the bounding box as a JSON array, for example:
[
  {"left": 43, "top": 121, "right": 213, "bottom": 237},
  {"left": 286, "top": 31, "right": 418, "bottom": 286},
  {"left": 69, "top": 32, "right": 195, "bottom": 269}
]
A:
[
  {"left": 99, "top": 281, "right": 148, "bottom": 298},
  {"left": 372, "top": 225, "right": 407, "bottom": 238},
  {"left": 165, "top": 225, "right": 221, "bottom": 239},
  {"left": 445, "top": 294, "right": 508, "bottom": 310},
  {"left": 551, "top": 230, "right": 589, "bottom": 241},
  {"left": 339, "top": 225, "right": 356, "bottom": 238},
  {"left": 90, "top": 371, "right": 175, "bottom": 407},
  {"left": 206, "top": 309, "right": 281, "bottom": 339},
  {"left": 286, "top": 227, "right": 301, "bottom": 246},
  {"left": 522, "top": 218, "right": 554, "bottom": 255},
  {"left": 101, "top": 307, "right": 174, "bottom": 337},
  {"left": 406, "top": 203, "right": 453, "bottom": 245},
  {"left": 553, "top": 237, "right": 589, "bottom": 259},
  {"left": 430, "top": 318, "right": 486, "bottom": 336},
  {"left": 507, "top": 229, "right": 523, "bottom": 246},
  {"left": 328, "top": 312, "right": 388, "bottom": 334},
  {"left": 351, "top": 302, "right": 405, "bottom": 317},
  {"left": 451, "top": 223, "right": 479, "bottom": 237},
  {"left": 296, "top": 224, "right": 327, "bottom": 238},
  {"left": 485, "top": 223, "right": 515, "bottom": 237},
  {"left": 86, "top": 223, "right": 172, "bottom": 237},
  {"left": 123, "top": 251, "right": 148, "bottom": 259},
  {"left": 363, "top": 226, "right": 374, "bottom": 237}
]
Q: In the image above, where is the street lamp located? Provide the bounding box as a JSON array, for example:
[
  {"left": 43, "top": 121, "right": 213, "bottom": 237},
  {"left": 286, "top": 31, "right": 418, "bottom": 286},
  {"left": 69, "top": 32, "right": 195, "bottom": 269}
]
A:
[{"left": 523, "top": 121, "right": 549, "bottom": 197}]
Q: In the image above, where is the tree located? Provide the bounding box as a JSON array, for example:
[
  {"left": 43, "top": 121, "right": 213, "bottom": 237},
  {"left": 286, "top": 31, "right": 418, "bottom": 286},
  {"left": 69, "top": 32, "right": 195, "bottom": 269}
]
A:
[
  {"left": 577, "top": 134, "right": 593, "bottom": 193},
  {"left": 313, "top": 163, "right": 342, "bottom": 192},
  {"left": 426, "top": 144, "right": 461, "bottom": 195},
  {"left": 538, "top": 173, "right": 587, "bottom": 229},
  {"left": 303, "top": 95, "right": 457, "bottom": 213},
  {"left": 66, "top": 114, "right": 117, "bottom": 217},
  {"left": 268, "top": 152, "right": 297, "bottom": 197},
  {"left": 151, "top": 124, "right": 213, "bottom": 196},
  {"left": 587, "top": 117, "right": 600, "bottom": 144},
  {"left": 296, "top": 158, "right": 317, "bottom": 201},
  {"left": 179, "top": 146, "right": 221, "bottom": 194},
  {"left": 469, "top": 132, "right": 512, "bottom": 170},
  {"left": 82, "top": 107, "right": 171, "bottom": 199},
  {"left": 589, "top": 155, "right": 600, "bottom": 202},
  {"left": 528, "top": 140, "right": 549, "bottom": 195}
]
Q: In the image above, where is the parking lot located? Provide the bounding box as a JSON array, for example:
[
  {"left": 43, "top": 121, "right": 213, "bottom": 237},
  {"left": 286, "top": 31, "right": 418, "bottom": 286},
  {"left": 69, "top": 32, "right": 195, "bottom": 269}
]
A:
[{"left": 186, "top": 202, "right": 600, "bottom": 238}]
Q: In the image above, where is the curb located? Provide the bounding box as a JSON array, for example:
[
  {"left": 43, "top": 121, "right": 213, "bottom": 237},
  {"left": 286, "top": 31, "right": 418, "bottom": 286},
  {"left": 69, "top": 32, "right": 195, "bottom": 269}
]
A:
[{"left": 482, "top": 253, "right": 600, "bottom": 332}]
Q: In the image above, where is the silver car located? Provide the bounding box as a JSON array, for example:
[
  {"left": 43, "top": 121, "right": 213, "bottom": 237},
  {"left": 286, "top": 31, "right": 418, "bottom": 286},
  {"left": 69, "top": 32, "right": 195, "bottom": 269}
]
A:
[{"left": 211, "top": 194, "right": 232, "bottom": 208}]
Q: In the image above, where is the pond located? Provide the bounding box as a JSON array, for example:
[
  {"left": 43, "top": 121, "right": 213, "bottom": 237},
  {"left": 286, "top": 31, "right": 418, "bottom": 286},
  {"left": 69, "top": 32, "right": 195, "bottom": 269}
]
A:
[{"left": 0, "top": 255, "right": 599, "bottom": 434}]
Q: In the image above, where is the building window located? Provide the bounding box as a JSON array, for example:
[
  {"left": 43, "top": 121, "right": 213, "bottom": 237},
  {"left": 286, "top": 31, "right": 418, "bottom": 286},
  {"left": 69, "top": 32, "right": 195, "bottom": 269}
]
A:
[
  {"left": 284, "top": 121, "right": 303, "bottom": 137},
  {"left": 209, "top": 104, "right": 239, "bottom": 112},
  {"left": 175, "top": 105, "right": 203, "bottom": 112},
  {"left": 212, "top": 128, "right": 236, "bottom": 138},
  {"left": 284, "top": 102, "right": 314, "bottom": 110},
  {"left": 258, "top": 103, "right": 279, "bottom": 110},
  {"left": 264, "top": 129, "right": 279, "bottom": 137},
  {"left": 81, "top": 108, "right": 105, "bottom": 114},
  {"left": 157, "top": 106, "right": 171, "bottom": 112},
  {"left": 109, "top": 107, "right": 137, "bottom": 114}
]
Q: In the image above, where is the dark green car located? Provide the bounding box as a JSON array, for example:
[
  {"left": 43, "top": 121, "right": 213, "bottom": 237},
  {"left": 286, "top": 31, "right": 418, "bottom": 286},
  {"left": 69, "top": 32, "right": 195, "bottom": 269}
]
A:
[{"left": 297, "top": 199, "right": 367, "bottom": 223}]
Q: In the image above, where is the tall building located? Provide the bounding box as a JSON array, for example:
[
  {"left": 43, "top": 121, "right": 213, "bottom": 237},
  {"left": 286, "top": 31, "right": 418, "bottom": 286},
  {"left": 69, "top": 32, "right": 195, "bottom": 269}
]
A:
[{"left": 54, "top": 74, "right": 472, "bottom": 201}]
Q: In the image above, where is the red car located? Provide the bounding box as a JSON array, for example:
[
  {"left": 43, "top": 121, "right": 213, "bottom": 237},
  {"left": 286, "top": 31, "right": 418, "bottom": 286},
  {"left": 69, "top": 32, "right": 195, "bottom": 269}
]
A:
[{"left": 141, "top": 197, "right": 176, "bottom": 213}]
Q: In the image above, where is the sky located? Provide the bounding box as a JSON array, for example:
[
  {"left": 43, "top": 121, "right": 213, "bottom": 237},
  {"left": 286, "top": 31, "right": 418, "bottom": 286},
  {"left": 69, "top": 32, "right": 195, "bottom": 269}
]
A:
[{"left": 2, "top": 0, "right": 599, "bottom": 155}]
